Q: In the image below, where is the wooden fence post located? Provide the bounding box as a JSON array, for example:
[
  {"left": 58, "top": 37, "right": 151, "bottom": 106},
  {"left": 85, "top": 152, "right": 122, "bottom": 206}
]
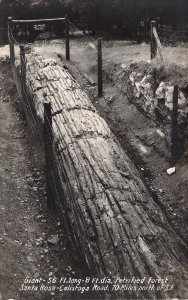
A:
[
  {"left": 19, "top": 45, "right": 27, "bottom": 119},
  {"left": 20, "top": 45, "right": 26, "bottom": 83},
  {"left": 8, "top": 17, "right": 15, "bottom": 63},
  {"left": 65, "top": 15, "right": 70, "bottom": 61},
  {"left": 150, "top": 20, "right": 157, "bottom": 60},
  {"left": 44, "top": 102, "right": 53, "bottom": 208},
  {"left": 171, "top": 85, "right": 179, "bottom": 165},
  {"left": 98, "top": 38, "right": 103, "bottom": 98}
]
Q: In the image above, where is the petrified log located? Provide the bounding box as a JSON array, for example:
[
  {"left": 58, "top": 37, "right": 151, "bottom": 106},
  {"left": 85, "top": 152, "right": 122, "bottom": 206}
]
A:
[{"left": 26, "top": 53, "right": 188, "bottom": 299}]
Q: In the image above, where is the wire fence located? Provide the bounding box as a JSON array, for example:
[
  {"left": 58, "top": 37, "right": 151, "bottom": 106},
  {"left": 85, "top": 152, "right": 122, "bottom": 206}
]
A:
[{"left": 158, "top": 26, "right": 188, "bottom": 46}]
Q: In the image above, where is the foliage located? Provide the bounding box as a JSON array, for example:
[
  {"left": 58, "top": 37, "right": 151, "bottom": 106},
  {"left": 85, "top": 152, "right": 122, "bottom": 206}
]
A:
[{"left": 0, "top": 0, "right": 188, "bottom": 32}]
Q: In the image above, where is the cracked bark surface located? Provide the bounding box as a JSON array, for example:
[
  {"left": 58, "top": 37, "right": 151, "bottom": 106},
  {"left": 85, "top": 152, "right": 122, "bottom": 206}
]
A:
[{"left": 25, "top": 53, "right": 188, "bottom": 299}]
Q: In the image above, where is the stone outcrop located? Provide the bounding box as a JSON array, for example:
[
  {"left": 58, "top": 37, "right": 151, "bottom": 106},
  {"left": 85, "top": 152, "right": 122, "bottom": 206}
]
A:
[{"left": 128, "top": 62, "right": 188, "bottom": 123}]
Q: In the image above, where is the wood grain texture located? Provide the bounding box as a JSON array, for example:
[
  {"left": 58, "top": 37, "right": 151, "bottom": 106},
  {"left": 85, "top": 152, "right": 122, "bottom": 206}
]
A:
[
  {"left": 153, "top": 27, "right": 164, "bottom": 62},
  {"left": 26, "top": 53, "right": 188, "bottom": 299}
]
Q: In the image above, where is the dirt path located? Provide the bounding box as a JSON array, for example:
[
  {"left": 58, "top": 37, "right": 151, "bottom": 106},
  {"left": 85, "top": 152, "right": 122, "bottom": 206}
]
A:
[
  {"left": 0, "top": 62, "right": 81, "bottom": 300},
  {"left": 0, "top": 62, "right": 46, "bottom": 299}
]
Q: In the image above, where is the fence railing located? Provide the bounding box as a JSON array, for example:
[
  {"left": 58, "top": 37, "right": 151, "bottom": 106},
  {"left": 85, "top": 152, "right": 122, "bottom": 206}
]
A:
[
  {"left": 8, "top": 16, "right": 104, "bottom": 98},
  {"left": 8, "top": 16, "right": 70, "bottom": 61}
]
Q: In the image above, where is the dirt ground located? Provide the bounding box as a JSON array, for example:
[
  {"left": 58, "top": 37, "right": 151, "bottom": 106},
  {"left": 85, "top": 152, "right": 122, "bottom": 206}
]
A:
[
  {"left": 26, "top": 36, "right": 188, "bottom": 67},
  {"left": 31, "top": 37, "right": 188, "bottom": 246},
  {"left": 0, "top": 62, "right": 84, "bottom": 300}
]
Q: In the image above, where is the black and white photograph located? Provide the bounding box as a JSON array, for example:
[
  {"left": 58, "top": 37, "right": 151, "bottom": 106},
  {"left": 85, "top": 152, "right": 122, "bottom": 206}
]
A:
[{"left": 0, "top": 0, "right": 188, "bottom": 299}]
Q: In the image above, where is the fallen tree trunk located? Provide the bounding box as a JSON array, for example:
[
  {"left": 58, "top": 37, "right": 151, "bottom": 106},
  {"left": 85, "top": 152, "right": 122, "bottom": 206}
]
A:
[{"left": 25, "top": 52, "right": 188, "bottom": 299}]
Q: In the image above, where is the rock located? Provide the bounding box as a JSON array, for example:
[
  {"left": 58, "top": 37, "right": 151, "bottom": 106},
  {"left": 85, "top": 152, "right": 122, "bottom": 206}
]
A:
[
  {"left": 84, "top": 73, "right": 95, "bottom": 86},
  {"left": 167, "top": 167, "right": 176, "bottom": 175},
  {"left": 140, "top": 75, "right": 151, "bottom": 85},
  {"left": 129, "top": 72, "right": 135, "bottom": 85},
  {"left": 47, "top": 234, "right": 59, "bottom": 245},
  {"left": 3, "top": 97, "right": 10, "bottom": 102},
  {"left": 166, "top": 102, "right": 173, "bottom": 111},
  {"left": 178, "top": 92, "right": 187, "bottom": 109},
  {"left": 156, "top": 129, "right": 165, "bottom": 138},
  {"left": 27, "top": 256, "right": 34, "bottom": 262},
  {"left": 121, "top": 63, "right": 127, "bottom": 69},
  {"left": 88, "top": 42, "right": 96, "bottom": 49},
  {"left": 155, "top": 82, "right": 165, "bottom": 99},
  {"left": 138, "top": 143, "right": 148, "bottom": 154},
  {"left": 66, "top": 266, "right": 72, "bottom": 271},
  {"left": 108, "top": 95, "right": 116, "bottom": 104}
]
